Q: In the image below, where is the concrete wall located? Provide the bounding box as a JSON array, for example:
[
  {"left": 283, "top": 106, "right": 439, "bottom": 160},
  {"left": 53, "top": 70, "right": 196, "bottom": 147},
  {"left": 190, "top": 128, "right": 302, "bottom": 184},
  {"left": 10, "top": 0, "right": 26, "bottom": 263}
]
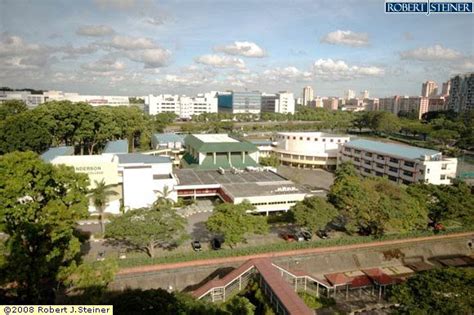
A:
[{"left": 110, "top": 235, "right": 473, "bottom": 293}]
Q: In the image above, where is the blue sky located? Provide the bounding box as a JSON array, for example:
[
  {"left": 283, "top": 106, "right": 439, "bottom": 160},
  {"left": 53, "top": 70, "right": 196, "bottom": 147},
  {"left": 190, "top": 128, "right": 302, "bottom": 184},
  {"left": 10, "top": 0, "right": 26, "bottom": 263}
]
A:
[{"left": 0, "top": 0, "right": 473, "bottom": 97}]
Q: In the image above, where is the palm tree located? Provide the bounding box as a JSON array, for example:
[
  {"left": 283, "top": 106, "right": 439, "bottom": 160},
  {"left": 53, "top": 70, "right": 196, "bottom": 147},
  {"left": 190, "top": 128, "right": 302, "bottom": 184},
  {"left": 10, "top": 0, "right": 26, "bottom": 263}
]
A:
[
  {"left": 154, "top": 185, "right": 175, "bottom": 207},
  {"left": 88, "top": 179, "right": 119, "bottom": 236}
]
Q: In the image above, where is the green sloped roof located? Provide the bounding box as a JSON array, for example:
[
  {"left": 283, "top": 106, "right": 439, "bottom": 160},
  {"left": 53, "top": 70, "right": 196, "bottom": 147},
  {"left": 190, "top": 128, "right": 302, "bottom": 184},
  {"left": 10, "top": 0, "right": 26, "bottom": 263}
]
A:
[
  {"left": 181, "top": 152, "right": 259, "bottom": 170},
  {"left": 184, "top": 134, "right": 258, "bottom": 153}
]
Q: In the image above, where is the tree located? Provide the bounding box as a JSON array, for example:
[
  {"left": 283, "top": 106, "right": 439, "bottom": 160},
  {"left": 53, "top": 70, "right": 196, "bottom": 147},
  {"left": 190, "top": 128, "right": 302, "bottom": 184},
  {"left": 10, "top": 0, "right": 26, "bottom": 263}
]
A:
[
  {"left": 0, "top": 151, "right": 89, "bottom": 303},
  {"left": 430, "top": 129, "right": 459, "bottom": 146},
  {"left": 61, "top": 260, "right": 118, "bottom": 304},
  {"left": 106, "top": 205, "right": 187, "bottom": 258},
  {"left": 223, "top": 296, "right": 256, "bottom": 315},
  {"left": 206, "top": 202, "right": 269, "bottom": 248},
  {"left": 329, "top": 164, "right": 428, "bottom": 236},
  {"left": 0, "top": 100, "right": 28, "bottom": 120},
  {"left": 371, "top": 111, "right": 401, "bottom": 134},
  {"left": 88, "top": 179, "right": 119, "bottom": 236},
  {"left": 389, "top": 268, "right": 474, "bottom": 314},
  {"left": 155, "top": 185, "right": 175, "bottom": 207},
  {"left": 290, "top": 197, "right": 339, "bottom": 233},
  {"left": 259, "top": 154, "right": 279, "bottom": 167}
]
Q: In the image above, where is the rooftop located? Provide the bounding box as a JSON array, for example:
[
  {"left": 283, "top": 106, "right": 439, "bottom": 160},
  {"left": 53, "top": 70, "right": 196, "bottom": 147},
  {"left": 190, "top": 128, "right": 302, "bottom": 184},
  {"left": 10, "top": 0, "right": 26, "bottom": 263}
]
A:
[
  {"left": 184, "top": 134, "right": 258, "bottom": 153},
  {"left": 345, "top": 139, "right": 441, "bottom": 160},
  {"left": 175, "top": 169, "right": 304, "bottom": 198},
  {"left": 152, "top": 133, "right": 185, "bottom": 144},
  {"left": 277, "top": 131, "right": 350, "bottom": 138},
  {"left": 103, "top": 139, "right": 129, "bottom": 154},
  {"left": 117, "top": 153, "right": 171, "bottom": 164},
  {"left": 40, "top": 146, "right": 74, "bottom": 162}
]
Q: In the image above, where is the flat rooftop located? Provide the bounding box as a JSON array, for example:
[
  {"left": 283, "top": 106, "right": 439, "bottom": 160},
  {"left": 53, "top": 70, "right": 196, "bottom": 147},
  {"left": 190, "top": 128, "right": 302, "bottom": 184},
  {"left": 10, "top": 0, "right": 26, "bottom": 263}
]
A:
[
  {"left": 175, "top": 169, "right": 304, "bottom": 198},
  {"left": 103, "top": 139, "right": 129, "bottom": 154},
  {"left": 193, "top": 134, "right": 238, "bottom": 143},
  {"left": 345, "top": 139, "right": 441, "bottom": 160},
  {"left": 41, "top": 146, "right": 74, "bottom": 162}
]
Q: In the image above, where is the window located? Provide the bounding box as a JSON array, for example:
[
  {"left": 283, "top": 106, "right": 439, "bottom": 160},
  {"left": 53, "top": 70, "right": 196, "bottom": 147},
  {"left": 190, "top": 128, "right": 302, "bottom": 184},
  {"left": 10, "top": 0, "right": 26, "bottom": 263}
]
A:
[
  {"left": 365, "top": 152, "right": 373, "bottom": 157},
  {"left": 389, "top": 158, "right": 399, "bottom": 163},
  {"left": 287, "top": 136, "right": 290, "bottom": 140},
  {"left": 389, "top": 167, "right": 398, "bottom": 173},
  {"left": 404, "top": 161, "right": 415, "bottom": 167},
  {"left": 440, "top": 175, "right": 446, "bottom": 180},
  {"left": 314, "top": 138, "right": 319, "bottom": 141},
  {"left": 338, "top": 139, "right": 341, "bottom": 143},
  {"left": 403, "top": 171, "right": 413, "bottom": 177},
  {"left": 354, "top": 157, "right": 360, "bottom": 162},
  {"left": 376, "top": 163, "right": 384, "bottom": 168},
  {"left": 364, "top": 168, "right": 371, "bottom": 173},
  {"left": 293, "top": 136, "right": 296, "bottom": 140},
  {"left": 307, "top": 137, "right": 310, "bottom": 141},
  {"left": 300, "top": 137, "right": 303, "bottom": 140},
  {"left": 355, "top": 150, "right": 361, "bottom": 154},
  {"left": 388, "top": 175, "right": 398, "bottom": 182},
  {"left": 427, "top": 168, "right": 430, "bottom": 174},
  {"left": 375, "top": 172, "right": 383, "bottom": 177},
  {"left": 330, "top": 139, "right": 334, "bottom": 142},
  {"left": 322, "top": 139, "right": 326, "bottom": 142},
  {"left": 344, "top": 147, "right": 351, "bottom": 153},
  {"left": 365, "top": 161, "right": 371, "bottom": 166},
  {"left": 377, "top": 155, "right": 384, "bottom": 160},
  {"left": 441, "top": 163, "right": 447, "bottom": 170}
]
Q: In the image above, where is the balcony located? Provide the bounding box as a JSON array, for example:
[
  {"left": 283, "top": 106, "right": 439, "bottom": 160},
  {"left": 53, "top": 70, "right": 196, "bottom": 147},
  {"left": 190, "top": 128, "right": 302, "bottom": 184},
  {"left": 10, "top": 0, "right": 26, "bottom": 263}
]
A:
[
  {"left": 387, "top": 160, "right": 400, "bottom": 168},
  {"left": 400, "top": 173, "right": 415, "bottom": 182},
  {"left": 386, "top": 168, "right": 399, "bottom": 176},
  {"left": 400, "top": 162, "right": 416, "bottom": 172},
  {"left": 374, "top": 164, "right": 385, "bottom": 172},
  {"left": 375, "top": 155, "right": 386, "bottom": 163}
]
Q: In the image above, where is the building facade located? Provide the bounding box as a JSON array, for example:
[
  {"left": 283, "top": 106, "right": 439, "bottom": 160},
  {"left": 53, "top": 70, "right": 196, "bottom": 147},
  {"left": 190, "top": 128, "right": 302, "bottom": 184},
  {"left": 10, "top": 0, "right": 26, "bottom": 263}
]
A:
[
  {"left": 441, "top": 81, "right": 451, "bottom": 96},
  {"left": 447, "top": 72, "right": 474, "bottom": 112},
  {"left": 0, "top": 91, "right": 47, "bottom": 107},
  {"left": 339, "top": 139, "right": 457, "bottom": 185},
  {"left": 398, "top": 96, "right": 429, "bottom": 119},
  {"left": 218, "top": 91, "right": 262, "bottom": 114},
  {"left": 421, "top": 81, "right": 438, "bottom": 97},
  {"left": 302, "top": 86, "right": 314, "bottom": 106},
  {"left": 44, "top": 91, "right": 130, "bottom": 107},
  {"left": 261, "top": 92, "right": 295, "bottom": 114},
  {"left": 146, "top": 92, "right": 218, "bottom": 119},
  {"left": 322, "top": 97, "right": 339, "bottom": 110},
  {"left": 273, "top": 132, "right": 351, "bottom": 169}
]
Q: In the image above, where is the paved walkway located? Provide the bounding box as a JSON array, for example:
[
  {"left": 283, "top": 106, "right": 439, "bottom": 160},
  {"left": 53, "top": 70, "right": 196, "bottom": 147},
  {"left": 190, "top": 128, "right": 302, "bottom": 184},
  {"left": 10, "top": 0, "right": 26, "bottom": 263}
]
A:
[{"left": 117, "top": 231, "right": 473, "bottom": 276}]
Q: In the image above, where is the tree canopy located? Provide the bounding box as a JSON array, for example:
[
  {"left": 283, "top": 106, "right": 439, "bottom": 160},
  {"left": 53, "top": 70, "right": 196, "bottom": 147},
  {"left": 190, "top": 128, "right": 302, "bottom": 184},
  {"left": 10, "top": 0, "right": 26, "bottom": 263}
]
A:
[
  {"left": 0, "top": 151, "right": 89, "bottom": 303},
  {"left": 290, "top": 196, "right": 339, "bottom": 233},
  {"left": 389, "top": 267, "right": 474, "bottom": 314},
  {"left": 206, "top": 202, "right": 269, "bottom": 248},
  {"left": 106, "top": 204, "right": 188, "bottom": 258}
]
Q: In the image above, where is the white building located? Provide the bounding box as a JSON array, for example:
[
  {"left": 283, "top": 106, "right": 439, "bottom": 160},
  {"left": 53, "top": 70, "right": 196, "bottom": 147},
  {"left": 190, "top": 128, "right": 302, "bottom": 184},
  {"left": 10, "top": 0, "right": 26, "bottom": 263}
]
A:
[
  {"left": 44, "top": 91, "right": 130, "bottom": 107},
  {"left": 339, "top": 139, "right": 457, "bottom": 185},
  {"left": 0, "top": 91, "right": 47, "bottom": 107},
  {"left": 345, "top": 89, "right": 356, "bottom": 100},
  {"left": 146, "top": 92, "right": 218, "bottom": 119},
  {"left": 273, "top": 132, "right": 351, "bottom": 169},
  {"left": 41, "top": 142, "right": 177, "bottom": 214},
  {"left": 261, "top": 92, "right": 295, "bottom": 114},
  {"left": 302, "top": 86, "right": 314, "bottom": 106}
]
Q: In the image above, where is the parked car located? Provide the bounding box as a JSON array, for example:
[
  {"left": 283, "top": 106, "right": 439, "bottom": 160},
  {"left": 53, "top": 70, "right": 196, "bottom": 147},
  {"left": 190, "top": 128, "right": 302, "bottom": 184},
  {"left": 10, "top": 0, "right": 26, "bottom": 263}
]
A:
[
  {"left": 316, "top": 230, "right": 329, "bottom": 239},
  {"left": 280, "top": 232, "right": 297, "bottom": 242},
  {"left": 211, "top": 238, "right": 222, "bottom": 250},
  {"left": 192, "top": 240, "right": 202, "bottom": 251},
  {"left": 299, "top": 230, "right": 312, "bottom": 241}
]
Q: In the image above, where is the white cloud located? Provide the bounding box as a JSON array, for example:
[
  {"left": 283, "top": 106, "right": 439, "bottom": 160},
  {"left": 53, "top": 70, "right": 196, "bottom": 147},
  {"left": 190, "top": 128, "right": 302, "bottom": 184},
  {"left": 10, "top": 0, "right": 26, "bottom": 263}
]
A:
[
  {"left": 400, "top": 44, "right": 462, "bottom": 61},
  {"left": 214, "top": 41, "right": 266, "bottom": 58},
  {"left": 60, "top": 44, "right": 98, "bottom": 59},
  {"left": 93, "top": 0, "right": 136, "bottom": 10},
  {"left": 108, "top": 35, "right": 156, "bottom": 50},
  {"left": 76, "top": 25, "right": 115, "bottom": 37},
  {"left": 126, "top": 48, "right": 171, "bottom": 68},
  {"left": 81, "top": 58, "right": 126, "bottom": 72},
  {"left": 145, "top": 16, "right": 166, "bottom": 26},
  {"left": 320, "top": 30, "right": 369, "bottom": 47},
  {"left": 262, "top": 66, "right": 311, "bottom": 81},
  {"left": 195, "top": 54, "right": 245, "bottom": 68},
  {"left": 313, "top": 59, "right": 384, "bottom": 80}
]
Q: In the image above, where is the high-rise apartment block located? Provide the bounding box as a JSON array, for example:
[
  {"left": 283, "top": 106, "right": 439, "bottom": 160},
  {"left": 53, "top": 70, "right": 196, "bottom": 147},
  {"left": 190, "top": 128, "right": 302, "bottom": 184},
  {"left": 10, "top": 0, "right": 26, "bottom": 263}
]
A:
[
  {"left": 302, "top": 86, "right": 314, "bottom": 106},
  {"left": 261, "top": 92, "right": 295, "bottom": 114},
  {"left": 421, "top": 81, "right": 438, "bottom": 97},
  {"left": 447, "top": 72, "right": 474, "bottom": 112},
  {"left": 146, "top": 92, "right": 218, "bottom": 119},
  {"left": 441, "top": 81, "right": 451, "bottom": 96},
  {"left": 345, "top": 89, "right": 356, "bottom": 99}
]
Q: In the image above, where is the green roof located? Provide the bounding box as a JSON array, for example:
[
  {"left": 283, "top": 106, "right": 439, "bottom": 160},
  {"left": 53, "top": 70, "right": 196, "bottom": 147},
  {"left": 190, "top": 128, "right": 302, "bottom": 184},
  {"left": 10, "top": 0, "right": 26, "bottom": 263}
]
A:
[
  {"left": 184, "top": 134, "right": 258, "bottom": 153},
  {"left": 182, "top": 152, "right": 258, "bottom": 170},
  {"left": 103, "top": 139, "right": 129, "bottom": 154}
]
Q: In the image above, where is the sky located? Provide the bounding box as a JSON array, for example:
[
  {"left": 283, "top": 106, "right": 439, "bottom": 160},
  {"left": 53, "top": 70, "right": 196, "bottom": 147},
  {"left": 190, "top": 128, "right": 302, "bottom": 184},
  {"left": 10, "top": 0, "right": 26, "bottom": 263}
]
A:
[{"left": 0, "top": 0, "right": 473, "bottom": 98}]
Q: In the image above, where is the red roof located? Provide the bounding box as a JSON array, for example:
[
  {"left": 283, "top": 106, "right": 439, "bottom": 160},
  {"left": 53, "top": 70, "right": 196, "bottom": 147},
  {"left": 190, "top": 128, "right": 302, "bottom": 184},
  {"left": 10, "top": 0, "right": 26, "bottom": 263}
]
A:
[
  {"left": 325, "top": 272, "right": 351, "bottom": 286},
  {"left": 362, "top": 268, "right": 394, "bottom": 286},
  {"left": 349, "top": 275, "right": 372, "bottom": 288}
]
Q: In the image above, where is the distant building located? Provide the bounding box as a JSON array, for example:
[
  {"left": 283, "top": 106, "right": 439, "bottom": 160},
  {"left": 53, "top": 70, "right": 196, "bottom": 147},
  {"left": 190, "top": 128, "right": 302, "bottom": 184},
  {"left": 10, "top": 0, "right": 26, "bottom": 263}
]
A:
[
  {"left": 302, "top": 86, "right": 314, "bottom": 106},
  {"left": 44, "top": 91, "right": 130, "bottom": 107},
  {"left": 361, "top": 90, "right": 370, "bottom": 99},
  {"left": 182, "top": 134, "right": 260, "bottom": 170},
  {"left": 365, "top": 98, "right": 379, "bottom": 111},
  {"left": 447, "top": 72, "right": 474, "bottom": 112},
  {"left": 273, "top": 132, "right": 351, "bottom": 169},
  {"left": 428, "top": 97, "right": 447, "bottom": 112},
  {"left": 248, "top": 139, "right": 274, "bottom": 158},
  {"left": 441, "top": 81, "right": 451, "bottom": 96},
  {"left": 0, "top": 91, "right": 46, "bottom": 107},
  {"left": 218, "top": 91, "right": 262, "bottom": 114},
  {"left": 421, "top": 81, "right": 438, "bottom": 97},
  {"left": 341, "top": 98, "right": 366, "bottom": 112},
  {"left": 261, "top": 92, "right": 295, "bottom": 114},
  {"left": 322, "top": 98, "right": 339, "bottom": 111},
  {"left": 345, "top": 89, "right": 356, "bottom": 100},
  {"left": 151, "top": 133, "right": 185, "bottom": 166},
  {"left": 339, "top": 139, "right": 457, "bottom": 185},
  {"left": 398, "top": 96, "right": 429, "bottom": 119},
  {"left": 146, "top": 92, "right": 218, "bottom": 119}
]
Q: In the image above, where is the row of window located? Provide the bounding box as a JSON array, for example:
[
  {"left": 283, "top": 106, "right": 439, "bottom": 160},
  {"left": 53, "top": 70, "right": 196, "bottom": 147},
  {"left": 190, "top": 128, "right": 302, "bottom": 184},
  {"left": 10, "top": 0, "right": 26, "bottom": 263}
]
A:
[
  {"left": 343, "top": 149, "right": 419, "bottom": 167},
  {"left": 276, "top": 135, "right": 348, "bottom": 143},
  {"left": 279, "top": 153, "right": 336, "bottom": 161},
  {"left": 252, "top": 201, "right": 298, "bottom": 206}
]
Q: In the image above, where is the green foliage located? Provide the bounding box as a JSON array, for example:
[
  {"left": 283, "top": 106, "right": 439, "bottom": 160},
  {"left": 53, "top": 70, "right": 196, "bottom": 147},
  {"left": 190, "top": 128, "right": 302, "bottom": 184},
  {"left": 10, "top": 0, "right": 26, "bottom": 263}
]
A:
[
  {"left": 407, "top": 181, "right": 474, "bottom": 225},
  {"left": 290, "top": 196, "right": 339, "bottom": 233},
  {"left": 329, "top": 164, "right": 428, "bottom": 236},
  {"left": 106, "top": 205, "right": 188, "bottom": 258},
  {"left": 389, "top": 267, "right": 474, "bottom": 314},
  {"left": 297, "top": 291, "right": 335, "bottom": 309},
  {"left": 0, "top": 151, "right": 89, "bottom": 303},
  {"left": 206, "top": 202, "right": 269, "bottom": 248},
  {"left": 223, "top": 295, "right": 256, "bottom": 315},
  {"left": 0, "top": 100, "right": 28, "bottom": 120},
  {"left": 259, "top": 154, "right": 279, "bottom": 167},
  {"left": 61, "top": 260, "right": 118, "bottom": 303}
]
